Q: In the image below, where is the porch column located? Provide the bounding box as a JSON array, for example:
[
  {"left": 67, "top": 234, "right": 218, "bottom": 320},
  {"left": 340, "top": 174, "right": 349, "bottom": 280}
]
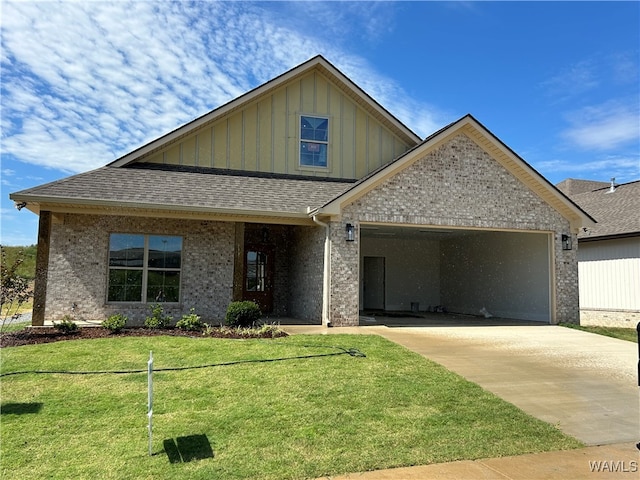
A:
[{"left": 32, "top": 210, "right": 51, "bottom": 326}]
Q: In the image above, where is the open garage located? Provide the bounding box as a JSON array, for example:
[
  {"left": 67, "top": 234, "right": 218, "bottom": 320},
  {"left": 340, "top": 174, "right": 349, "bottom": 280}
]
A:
[{"left": 360, "top": 225, "right": 552, "bottom": 323}]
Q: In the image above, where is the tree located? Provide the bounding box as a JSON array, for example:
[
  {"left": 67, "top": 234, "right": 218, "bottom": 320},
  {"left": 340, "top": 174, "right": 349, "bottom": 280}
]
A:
[{"left": 1, "top": 246, "right": 33, "bottom": 332}]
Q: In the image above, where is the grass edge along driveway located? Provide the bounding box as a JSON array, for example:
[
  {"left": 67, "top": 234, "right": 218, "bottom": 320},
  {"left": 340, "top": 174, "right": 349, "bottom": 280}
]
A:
[{"left": 0, "top": 334, "right": 582, "bottom": 480}]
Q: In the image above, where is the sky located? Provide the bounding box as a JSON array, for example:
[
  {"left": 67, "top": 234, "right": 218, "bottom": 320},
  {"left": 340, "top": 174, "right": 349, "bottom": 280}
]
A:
[{"left": 1, "top": 1, "right": 639, "bottom": 246}]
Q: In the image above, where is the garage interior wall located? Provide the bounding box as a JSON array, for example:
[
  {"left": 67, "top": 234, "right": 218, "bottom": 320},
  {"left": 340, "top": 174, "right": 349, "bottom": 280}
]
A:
[
  {"left": 441, "top": 231, "right": 550, "bottom": 321},
  {"left": 360, "top": 230, "right": 551, "bottom": 322},
  {"left": 360, "top": 236, "right": 440, "bottom": 311}
]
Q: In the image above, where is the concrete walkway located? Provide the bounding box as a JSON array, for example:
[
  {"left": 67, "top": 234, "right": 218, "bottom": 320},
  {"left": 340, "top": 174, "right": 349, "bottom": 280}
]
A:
[{"left": 282, "top": 324, "right": 640, "bottom": 479}]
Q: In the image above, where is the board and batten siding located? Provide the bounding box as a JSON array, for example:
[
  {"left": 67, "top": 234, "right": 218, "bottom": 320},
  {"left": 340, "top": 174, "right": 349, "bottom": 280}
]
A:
[
  {"left": 578, "top": 237, "right": 640, "bottom": 311},
  {"left": 139, "top": 71, "right": 412, "bottom": 179}
]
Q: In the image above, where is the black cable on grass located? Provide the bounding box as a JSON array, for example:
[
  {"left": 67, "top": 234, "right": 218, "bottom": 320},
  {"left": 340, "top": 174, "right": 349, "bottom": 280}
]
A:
[{"left": 0, "top": 346, "right": 365, "bottom": 378}]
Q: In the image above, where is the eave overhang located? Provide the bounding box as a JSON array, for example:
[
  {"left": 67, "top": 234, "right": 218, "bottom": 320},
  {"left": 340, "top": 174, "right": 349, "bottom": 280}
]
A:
[{"left": 9, "top": 195, "right": 317, "bottom": 226}]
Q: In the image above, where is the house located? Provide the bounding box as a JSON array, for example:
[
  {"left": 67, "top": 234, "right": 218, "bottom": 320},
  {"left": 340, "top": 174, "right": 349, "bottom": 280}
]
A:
[
  {"left": 557, "top": 178, "right": 640, "bottom": 327},
  {"left": 10, "top": 55, "right": 595, "bottom": 327}
]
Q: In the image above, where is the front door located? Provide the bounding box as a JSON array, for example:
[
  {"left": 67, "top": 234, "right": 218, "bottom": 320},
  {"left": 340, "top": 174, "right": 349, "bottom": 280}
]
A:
[{"left": 243, "top": 245, "right": 274, "bottom": 313}]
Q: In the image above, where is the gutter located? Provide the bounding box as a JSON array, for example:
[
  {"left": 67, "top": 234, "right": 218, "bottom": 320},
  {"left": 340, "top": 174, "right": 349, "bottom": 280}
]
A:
[{"left": 312, "top": 215, "right": 332, "bottom": 327}]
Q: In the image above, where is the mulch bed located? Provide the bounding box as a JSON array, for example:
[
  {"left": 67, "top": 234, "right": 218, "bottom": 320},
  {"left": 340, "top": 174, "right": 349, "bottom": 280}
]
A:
[{"left": 0, "top": 326, "right": 288, "bottom": 348}]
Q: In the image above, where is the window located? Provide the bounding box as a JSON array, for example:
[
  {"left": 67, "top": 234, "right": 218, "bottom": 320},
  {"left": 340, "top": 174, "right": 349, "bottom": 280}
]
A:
[
  {"left": 246, "top": 251, "right": 268, "bottom": 292},
  {"left": 108, "top": 234, "right": 182, "bottom": 303},
  {"left": 300, "top": 115, "right": 328, "bottom": 167}
]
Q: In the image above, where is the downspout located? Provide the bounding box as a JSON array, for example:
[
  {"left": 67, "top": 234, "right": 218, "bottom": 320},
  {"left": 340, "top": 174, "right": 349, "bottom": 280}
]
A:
[{"left": 313, "top": 215, "right": 332, "bottom": 327}]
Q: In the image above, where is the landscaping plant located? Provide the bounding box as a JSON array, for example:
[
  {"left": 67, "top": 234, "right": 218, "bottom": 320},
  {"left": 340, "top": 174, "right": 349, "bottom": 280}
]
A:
[
  {"left": 144, "top": 303, "right": 172, "bottom": 329},
  {"left": 225, "top": 300, "right": 261, "bottom": 328},
  {"left": 102, "top": 314, "right": 128, "bottom": 333},
  {"left": 52, "top": 315, "right": 79, "bottom": 334},
  {"left": 176, "top": 308, "right": 203, "bottom": 331}
]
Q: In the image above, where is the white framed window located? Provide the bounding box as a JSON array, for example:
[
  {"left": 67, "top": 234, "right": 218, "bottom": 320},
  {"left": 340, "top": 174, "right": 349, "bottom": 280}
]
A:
[
  {"left": 300, "top": 115, "right": 329, "bottom": 168},
  {"left": 107, "top": 233, "right": 182, "bottom": 303}
]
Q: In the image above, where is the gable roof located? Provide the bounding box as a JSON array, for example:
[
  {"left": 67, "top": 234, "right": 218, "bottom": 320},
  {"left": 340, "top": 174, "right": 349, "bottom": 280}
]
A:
[
  {"left": 313, "top": 114, "right": 596, "bottom": 231},
  {"left": 561, "top": 180, "right": 640, "bottom": 240},
  {"left": 109, "top": 55, "right": 421, "bottom": 168},
  {"left": 10, "top": 164, "right": 354, "bottom": 224}
]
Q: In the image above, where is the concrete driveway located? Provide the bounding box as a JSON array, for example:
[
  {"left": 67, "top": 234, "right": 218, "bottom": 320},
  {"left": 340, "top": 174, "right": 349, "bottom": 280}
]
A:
[{"left": 284, "top": 323, "right": 639, "bottom": 446}]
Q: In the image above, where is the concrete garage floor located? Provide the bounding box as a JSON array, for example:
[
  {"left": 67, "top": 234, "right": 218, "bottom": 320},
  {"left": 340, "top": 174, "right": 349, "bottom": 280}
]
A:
[{"left": 359, "top": 310, "right": 547, "bottom": 327}]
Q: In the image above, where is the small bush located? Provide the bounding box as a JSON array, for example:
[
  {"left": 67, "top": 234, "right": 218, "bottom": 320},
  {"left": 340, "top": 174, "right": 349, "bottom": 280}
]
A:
[
  {"left": 102, "top": 314, "right": 127, "bottom": 333},
  {"left": 53, "top": 315, "right": 79, "bottom": 334},
  {"left": 176, "top": 308, "right": 203, "bottom": 331},
  {"left": 144, "top": 304, "right": 172, "bottom": 329},
  {"left": 225, "top": 301, "right": 261, "bottom": 328}
]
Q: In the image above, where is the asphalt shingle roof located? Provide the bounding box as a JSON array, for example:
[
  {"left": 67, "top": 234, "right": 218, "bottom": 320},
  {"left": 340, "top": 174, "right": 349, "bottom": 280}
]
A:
[
  {"left": 562, "top": 180, "right": 640, "bottom": 240},
  {"left": 11, "top": 164, "right": 356, "bottom": 217}
]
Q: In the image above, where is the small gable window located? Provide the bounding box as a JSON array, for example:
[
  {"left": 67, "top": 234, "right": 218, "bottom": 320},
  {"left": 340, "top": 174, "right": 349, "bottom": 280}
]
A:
[
  {"left": 107, "top": 233, "right": 182, "bottom": 303},
  {"left": 300, "top": 115, "right": 328, "bottom": 168}
]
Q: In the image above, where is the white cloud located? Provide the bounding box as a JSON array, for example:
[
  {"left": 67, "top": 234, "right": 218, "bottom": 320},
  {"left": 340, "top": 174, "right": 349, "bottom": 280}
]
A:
[
  {"left": 1, "top": 1, "right": 443, "bottom": 175},
  {"left": 535, "top": 154, "right": 640, "bottom": 184},
  {"left": 540, "top": 60, "right": 599, "bottom": 101},
  {"left": 561, "top": 101, "right": 640, "bottom": 151}
]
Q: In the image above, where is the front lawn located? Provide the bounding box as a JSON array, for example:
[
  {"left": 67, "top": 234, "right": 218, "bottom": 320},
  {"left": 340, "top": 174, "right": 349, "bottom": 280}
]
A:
[
  {"left": 560, "top": 323, "right": 639, "bottom": 343},
  {"left": 0, "top": 334, "right": 582, "bottom": 479}
]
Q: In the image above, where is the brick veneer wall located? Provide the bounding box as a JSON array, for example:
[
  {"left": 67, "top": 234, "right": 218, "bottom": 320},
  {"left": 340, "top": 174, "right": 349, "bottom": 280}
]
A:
[
  {"left": 45, "top": 214, "right": 235, "bottom": 324},
  {"left": 288, "top": 225, "right": 325, "bottom": 322},
  {"left": 329, "top": 133, "right": 578, "bottom": 326}
]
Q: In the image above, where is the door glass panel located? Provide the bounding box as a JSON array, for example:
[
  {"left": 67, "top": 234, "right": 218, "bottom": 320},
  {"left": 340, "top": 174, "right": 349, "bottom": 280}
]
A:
[{"left": 246, "top": 251, "right": 267, "bottom": 292}]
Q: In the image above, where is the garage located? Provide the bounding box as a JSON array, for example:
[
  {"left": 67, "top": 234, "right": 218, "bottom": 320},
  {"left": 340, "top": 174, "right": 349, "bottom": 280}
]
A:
[{"left": 360, "top": 224, "right": 552, "bottom": 323}]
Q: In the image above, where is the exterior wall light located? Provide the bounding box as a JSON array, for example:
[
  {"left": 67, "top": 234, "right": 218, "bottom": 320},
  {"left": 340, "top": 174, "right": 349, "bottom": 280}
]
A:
[
  {"left": 561, "top": 234, "right": 572, "bottom": 250},
  {"left": 346, "top": 223, "right": 355, "bottom": 242}
]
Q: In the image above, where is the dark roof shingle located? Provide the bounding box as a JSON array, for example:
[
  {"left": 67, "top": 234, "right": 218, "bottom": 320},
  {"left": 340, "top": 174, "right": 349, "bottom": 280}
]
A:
[
  {"left": 11, "top": 165, "right": 355, "bottom": 218},
  {"left": 563, "top": 180, "right": 640, "bottom": 240}
]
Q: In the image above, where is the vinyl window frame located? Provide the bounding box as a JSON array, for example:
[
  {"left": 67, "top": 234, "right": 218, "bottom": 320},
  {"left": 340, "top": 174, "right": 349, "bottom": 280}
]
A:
[
  {"left": 106, "top": 233, "right": 183, "bottom": 304},
  {"left": 299, "top": 114, "right": 329, "bottom": 169}
]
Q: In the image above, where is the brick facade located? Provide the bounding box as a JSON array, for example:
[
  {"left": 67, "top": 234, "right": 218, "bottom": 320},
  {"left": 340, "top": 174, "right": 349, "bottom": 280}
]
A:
[
  {"left": 41, "top": 134, "right": 581, "bottom": 328},
  {"left": 46, "top": 214, "right": 235, "bottom": 324},
  {"left": 329, "top": 133, "right": 579, "bottom": 326}
]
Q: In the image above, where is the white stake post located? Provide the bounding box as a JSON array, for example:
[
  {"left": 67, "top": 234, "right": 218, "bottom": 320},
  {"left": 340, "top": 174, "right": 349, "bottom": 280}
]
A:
[{"left": 148, "top": 351, "right": 154, "bottom": 456}]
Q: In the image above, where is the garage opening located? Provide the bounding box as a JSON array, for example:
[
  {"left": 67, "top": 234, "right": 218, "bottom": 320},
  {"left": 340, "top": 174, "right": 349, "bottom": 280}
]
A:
[{"left": 359, "top": 225, "right": 552, "bottom": 324}]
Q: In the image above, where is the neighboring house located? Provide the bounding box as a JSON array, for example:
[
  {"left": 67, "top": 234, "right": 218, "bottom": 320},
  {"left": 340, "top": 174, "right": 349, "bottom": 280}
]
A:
[
  {"left": 557, "top": 179, "right": 640, "bottom": 327},
  {"left": 11, "top": 55, "right": 594, "bottom": 327}
]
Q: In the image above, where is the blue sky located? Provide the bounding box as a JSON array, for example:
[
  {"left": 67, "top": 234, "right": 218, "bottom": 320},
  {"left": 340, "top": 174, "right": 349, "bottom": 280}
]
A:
[{"left": 1, "top": 1, "right": 638, "bottom": 246}]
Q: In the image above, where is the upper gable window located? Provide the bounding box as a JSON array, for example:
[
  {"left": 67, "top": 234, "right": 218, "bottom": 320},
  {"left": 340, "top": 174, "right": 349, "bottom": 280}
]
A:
[{"left": 300, "top": 115, "right": 328, "bottom": 168}]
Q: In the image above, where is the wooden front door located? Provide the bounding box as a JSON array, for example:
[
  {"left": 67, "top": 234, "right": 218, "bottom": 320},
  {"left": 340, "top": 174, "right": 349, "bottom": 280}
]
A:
[{"left": 243, "top": 245, "right": 274, "bottom": 313}]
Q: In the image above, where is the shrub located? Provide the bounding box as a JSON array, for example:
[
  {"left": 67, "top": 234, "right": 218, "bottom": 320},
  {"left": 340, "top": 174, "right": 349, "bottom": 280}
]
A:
[
  {"left": 144, "top": 303, "right": 172, "bottom": 329},
  {"left": 102, "top": 314, "right": 127, "bottom": 333},
  {"left": 176, "top": 308, "right": 203, "bottom": 331},
  {"left": 225, "top": 301, "right": 261, "bottom": 328},
  {"left": 53, "top": 315, "right": 79, "bottom": 334}
]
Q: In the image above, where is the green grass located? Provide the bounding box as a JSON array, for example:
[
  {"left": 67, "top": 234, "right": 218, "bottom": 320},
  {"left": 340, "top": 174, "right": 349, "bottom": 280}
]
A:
[
  {"left": 0, "top": 320, "right": 31, "bottom": 333},
  {"left": 560, "top": 323, "right": 638, "bottom": 343},
  {"left": 1, "top": 245, "right": 37, "bottom": 280},
  {"left": 0, "top": 334, "right": 582, "bottom": 479}
]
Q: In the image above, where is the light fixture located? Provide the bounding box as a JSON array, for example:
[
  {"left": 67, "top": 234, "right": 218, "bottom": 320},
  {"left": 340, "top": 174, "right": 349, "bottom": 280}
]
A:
[
  {"left": 346, "top": 223, "right": 355, "bottom": 242},
  {"left": 561, "top": 234, "right": 572, "bottom": 250}
]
